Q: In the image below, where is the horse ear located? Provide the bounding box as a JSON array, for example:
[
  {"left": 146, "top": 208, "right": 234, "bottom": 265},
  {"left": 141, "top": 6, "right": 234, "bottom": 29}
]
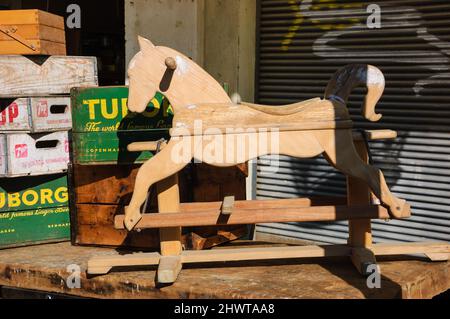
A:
[{"left": 138, "top": 36, "right": 155, "bottom": 51}]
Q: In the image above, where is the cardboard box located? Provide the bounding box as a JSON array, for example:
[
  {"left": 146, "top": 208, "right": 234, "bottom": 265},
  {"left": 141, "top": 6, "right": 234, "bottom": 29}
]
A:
[
  {"left": 0, "top": 174, "right": 70, "bottom": 249},
  {"left": 0, "top": 97, "right": 71, "bottom": 132},
  {"left": 71, "top": 86, "right": 172, "bottom": 164},
  {"left": 0, "top": 131, "right": 69, "bottom": 177},
  {"left": 0, "top": 9, "right": 66, "bottom": 55}
]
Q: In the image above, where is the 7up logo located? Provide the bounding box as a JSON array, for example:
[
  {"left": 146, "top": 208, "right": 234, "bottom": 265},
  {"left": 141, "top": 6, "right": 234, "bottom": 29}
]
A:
[{"left": 14, "top": 144, "right": 28, "bottom": 159}]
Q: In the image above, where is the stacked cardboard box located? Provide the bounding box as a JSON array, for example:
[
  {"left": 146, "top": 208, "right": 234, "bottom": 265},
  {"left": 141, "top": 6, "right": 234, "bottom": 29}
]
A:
[{"left": 0, "top": 9, "right": 98, "bottom": 249}]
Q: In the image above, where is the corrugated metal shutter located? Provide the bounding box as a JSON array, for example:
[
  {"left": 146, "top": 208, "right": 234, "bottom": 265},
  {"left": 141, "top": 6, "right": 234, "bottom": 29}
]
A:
[{"left": 255, "top": 0, "right": 450, "bottom": 244}]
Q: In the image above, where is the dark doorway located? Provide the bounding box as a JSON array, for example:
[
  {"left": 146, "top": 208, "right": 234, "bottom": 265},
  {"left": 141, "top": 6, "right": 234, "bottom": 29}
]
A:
[{"left": 0, "top": 0, "right": 125, "bottom": 86}]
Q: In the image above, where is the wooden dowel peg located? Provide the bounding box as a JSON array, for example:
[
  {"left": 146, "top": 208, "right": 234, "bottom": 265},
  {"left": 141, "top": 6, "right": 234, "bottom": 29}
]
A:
[
  {"left": 352, "top": 129, "right": 397, "bottom": 141},
  {"left": 165, "top": 57, "right": 177, "bottom": 70},
  {"left": 127, "top": 141, "right": 167, "bottom": 152},
  {"left": 221, "top": 196, "right": 235, "bottom": 215}
]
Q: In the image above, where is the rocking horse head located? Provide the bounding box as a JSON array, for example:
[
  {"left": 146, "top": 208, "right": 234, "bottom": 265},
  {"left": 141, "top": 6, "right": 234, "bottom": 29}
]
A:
[{"left": 127, "top": 36, "right": 231, "bottom": 113}]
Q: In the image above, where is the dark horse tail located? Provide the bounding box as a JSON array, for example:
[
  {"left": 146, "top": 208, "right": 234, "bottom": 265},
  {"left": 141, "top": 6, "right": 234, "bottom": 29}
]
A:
[{"left": 325, "top": 64, "right": 385, "bottom": 122}]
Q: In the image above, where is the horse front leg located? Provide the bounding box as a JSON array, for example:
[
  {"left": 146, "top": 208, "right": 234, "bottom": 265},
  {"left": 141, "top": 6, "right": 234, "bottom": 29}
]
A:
[{"left": 124, "top": 138, "right": 192, "bottom": 231}]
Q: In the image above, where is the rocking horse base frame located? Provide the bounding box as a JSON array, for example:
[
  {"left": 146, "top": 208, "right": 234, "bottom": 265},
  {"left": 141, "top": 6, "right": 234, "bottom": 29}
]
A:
[
  {"left": 88, "top": 242, "right": 450, "bottom": 282},
  {"left": 87, "top": 130, "right": 450, "bottom": 284}
]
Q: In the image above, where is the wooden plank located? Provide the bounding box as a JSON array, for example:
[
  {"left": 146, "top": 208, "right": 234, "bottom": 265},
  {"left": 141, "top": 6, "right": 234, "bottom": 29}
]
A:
[
  {"left": 158, "top": 256, "right": 182, "bottom": 284},
  {"left": 426, "top": 253, "right": 450, "bottom": 261},
  {"left": 181, "top": 244, "right": 351, "bottom": 263},
  {"left": 87, "top": 252, "right": 160, "bottom": 275},
  {"left": 157, "top": 174, "right": 182, "bottom": 256},
  {"left": 0, "top": 10, "right": 64, "bottom": 29},
  {"left": 75, "top": 205, "right": 246, "bottom": 251},
  {"left": 0, "top": 56, "right": 97, "bottom": 97},
  {"left": 87, "top": 245, "right": 352, "bottom": 274},
  {"left": 0, "top": 25, "right": 65, "bottom": 43},
  {"left": 3, "top": 242, "right": 449, "bottom": 299},
  {"left": 352, "top": 129, "right": 397, "bottom": 141},
  {"left": 0, "top": 39, "right": 66, "bottom": 55},
  {"left": 181, "top": 197, "right": 346, "bottom": 212},
  {"left": 115, "top": 204, "right": 391, "bottom": 229},
  {"left": 372, "top": 242, "right": 450, "bottom": 256},
  {"left": 86, "top": 242, "right": 450, "bottom": 266}
]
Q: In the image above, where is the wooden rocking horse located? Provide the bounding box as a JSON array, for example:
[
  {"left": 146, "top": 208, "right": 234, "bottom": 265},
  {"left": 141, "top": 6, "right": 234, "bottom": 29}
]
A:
[
  {"left": 123, "top": 36, "right": 408, "bottom": 231},
  {"left": 87, "top": 37, "right": 449, "bottom": 284}
]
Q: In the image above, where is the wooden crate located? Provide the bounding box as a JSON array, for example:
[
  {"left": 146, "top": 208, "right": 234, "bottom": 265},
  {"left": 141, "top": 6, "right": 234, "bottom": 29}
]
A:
[
  {"left": 0, "top": 9, "right": 66, "bottom": 55},
  {"left": 179, "top": 163, "right": 249, "bottom": 250},
  {"left": 0, "top": 174, "right": 70, "bottom": 249},
  {"left": 0, "top": 97, "right": 71, "bottom": 133},
  {"left": 70, "top": 164, "right": 159, "bottom": 249},
  {"left": 70, "top": 163, "right": 249, "bottom": 250},
  {"left": 0, "top": 131, "right": 69, "bottom": 177},
  {"left": 71, "top": 86, "right": 171, "bottom": 165},
  {"left": 0, "top": 56, "right": 98, "bottom": 97}
]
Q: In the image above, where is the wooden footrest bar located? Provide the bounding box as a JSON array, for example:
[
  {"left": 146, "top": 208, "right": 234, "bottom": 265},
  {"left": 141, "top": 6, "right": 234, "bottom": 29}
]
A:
[
  {"left": 87, "top": 242, "right": 450, "bottom": 275},
  {"left": 352, "top": 129, "right": 397, "bottom": 141},
  {"left": 114, "top": 201, "right": 401, "bottom": 230}
]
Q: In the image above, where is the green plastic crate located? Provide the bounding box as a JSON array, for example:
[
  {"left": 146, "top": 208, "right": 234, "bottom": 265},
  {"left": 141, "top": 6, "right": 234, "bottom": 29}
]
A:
[
  {"left": 71, "top": 86, "right": 173, "bottom": 164},
  {"left": 0, "top": 174, "right": 70, "bottom": 249}
]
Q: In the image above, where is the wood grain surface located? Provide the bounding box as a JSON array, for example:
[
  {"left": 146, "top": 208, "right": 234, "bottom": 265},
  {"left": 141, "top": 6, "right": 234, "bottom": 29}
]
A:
[
  {"left": 0, "top": 241, "right": 448, "bottom": 299},
  {"left": 0, "top": 56, "right": 97, "bottom": 97}
]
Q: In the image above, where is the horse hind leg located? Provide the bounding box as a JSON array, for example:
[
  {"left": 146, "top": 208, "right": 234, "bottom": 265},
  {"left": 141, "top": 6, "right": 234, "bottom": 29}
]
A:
[
  {"left": 124, "top": 139, "right": 192, "bottom": 231},
  {"left": 319, "top": 130, "right": 409, "bottom": 218}
]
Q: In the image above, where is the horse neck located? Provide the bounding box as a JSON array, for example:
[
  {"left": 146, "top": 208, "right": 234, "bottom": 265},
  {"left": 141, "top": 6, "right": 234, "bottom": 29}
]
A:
[{"left": 160, "top": 58, "right": 232, "bottom": 111}]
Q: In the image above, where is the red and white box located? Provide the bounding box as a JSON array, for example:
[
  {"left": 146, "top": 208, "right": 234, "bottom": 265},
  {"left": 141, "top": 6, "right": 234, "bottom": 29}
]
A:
[
  {"left": 0, "top": 131, "right": 70, "bottom": 177},
  {"left": 0, "top": 98, "right": 29, "bottom": 131},
  {"left": 0, "top": 97, "right": 71, "bottom": 133}
]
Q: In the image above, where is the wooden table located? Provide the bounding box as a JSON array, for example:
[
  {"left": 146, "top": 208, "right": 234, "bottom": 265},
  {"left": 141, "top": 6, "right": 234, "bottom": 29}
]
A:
[{"left": 0, "top": 241, "right": 448, "bottom": 299}]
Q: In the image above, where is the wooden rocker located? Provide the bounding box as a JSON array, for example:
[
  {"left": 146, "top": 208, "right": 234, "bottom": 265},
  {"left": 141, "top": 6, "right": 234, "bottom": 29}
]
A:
[{"left": 87, "top": 37, "right": 449, "bottom": 284}]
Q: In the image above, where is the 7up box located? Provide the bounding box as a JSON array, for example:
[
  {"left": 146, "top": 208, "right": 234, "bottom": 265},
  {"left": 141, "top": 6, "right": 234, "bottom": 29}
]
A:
[
  {"left": 71, "top": 86, "right": 173, "bottom": 164},
  {"left": 0, "top": 97, "right": 72, "bottom": 133},
  {"left": 0, "top": 131, "right": 70, "bottom": 177},
  {"left": 0, "top": 174, "right": 70, "bottom": 249}
]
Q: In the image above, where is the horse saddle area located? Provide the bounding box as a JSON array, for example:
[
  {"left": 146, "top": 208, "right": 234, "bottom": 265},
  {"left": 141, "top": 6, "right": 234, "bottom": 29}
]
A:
[{"left": 170, "top": 98, "right": 351, "bottom": 137}]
